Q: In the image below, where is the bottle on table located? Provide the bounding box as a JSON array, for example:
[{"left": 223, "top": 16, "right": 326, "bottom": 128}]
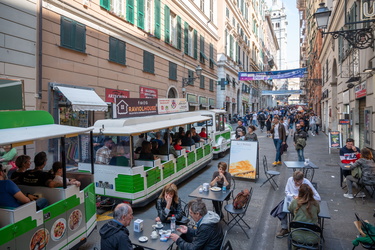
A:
[
  {"left": 170, "top": 214, "right": 176, "bottom": 232},
  {"left": 222, "top": 185, "right": 227, "bottom": 193}
]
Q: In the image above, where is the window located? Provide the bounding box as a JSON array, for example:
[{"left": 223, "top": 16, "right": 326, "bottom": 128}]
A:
[
  {"left": 209, "top": 79, "right": 214, "bottom": 92},
  {"left": 104, "top": 0, "right": 125, "bottom": 18},
  {"left": 209, "top": 43, "right": 215, "bottom": 69},
  {"left": 200, "top": 0, "right": 204, "bottom": 12},
  {"left": 200, "top": 75, "right": 205, "bottom": 89},
  {"left": 60, "top": 16, "right": 86, "bottom": 53},
  {"left": 143, "top": 50, "right": 154, "bottom": 73},
  {"left": 200, "top": 35, "right": 207, "bottom": 64},
  {"left": 109, "top": 37, "right": 126, "bottom": 65},
  {"left": 154, "top": 0, "right": 161, "bottom": 38},
  {"left": 229, "top": 35, "right": 233, "bottom": 59},
  {"left": 164, "top": 5, "right": 170, "bottom": 43},
  {"left": 127, "top": 0, "right": 134, "bottom": 24},
  {"left": 137, "top": 0, "right": 145, "bottom": 29},
  {"left": 145, "top": 0, "right": 153, "bottom": 33},
  {"left": 226, "top": 7, "right": 230, "bottom": 18},
  {"left": 185, "top": 23, "right": 197, "bottom": 58},
  {"left": 194, "top": 30, "right": 198, "bottom": 59},
  {"left": 169, "top": 62, "right": 177, "bottom": 80}
]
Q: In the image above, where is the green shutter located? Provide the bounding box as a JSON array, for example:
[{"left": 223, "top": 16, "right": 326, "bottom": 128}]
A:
[
  {"left": 74, "top": 22, "right": 86, "bottom": 52},
  {"left": 100, "top": 0, "right": 110, "bottom": 11},
  {"left": 137, "top": 0, "right": 144, "bottom": 29},
  {"left": 61, "top": 17, "right": 73, "bottom": 49},
  {"left": 154, "top": 0, "right": 161, "bottom": 38},
  {"left": 109, "top": 37, "right": 117, "bottom": 62},
  {"left": 164, "top": 5, "right": 170, "bottom": 44},
  {"left": 193, "top": 29, "right": 198, "bottom": 59},
  {"left": 229, "top": 35, "right": 233, "bottom": 58},
  {"left": 177, "top": 16, "right": 181, "bottom": 50},
  {"left": 127, "top": 0, "right": 134, "bottom": 24},
  {"left": 184, "top": 22, "right": 189, "bottom": 55},
  {"left": 118, "top": 40, "right": 126, "bottom": 65}
]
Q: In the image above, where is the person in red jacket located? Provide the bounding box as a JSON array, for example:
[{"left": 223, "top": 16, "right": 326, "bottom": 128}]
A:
[{"left": 340, "top": 138, "right": 360, "bottom": 164}]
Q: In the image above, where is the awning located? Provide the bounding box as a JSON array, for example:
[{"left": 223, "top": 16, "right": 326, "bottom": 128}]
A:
[{"left": 54, "top": 86, "right": 108, "bottom": 111}]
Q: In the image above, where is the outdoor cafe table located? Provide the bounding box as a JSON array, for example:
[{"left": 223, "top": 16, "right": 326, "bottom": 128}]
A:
[
  {"left": 339, "top": 162, "right": 352, "bottom": 188},
  {"left": 188, "top": 186, "right": 232, "bottom": 219},
  {"left": 128, "top": 218, "right": 176, "bottom": 250},
  {"left": 284, "top": 161, "right": 319, "bottom": 182},
  {"left": 282, "top": 197, "right": 331, "bottom": 235}
]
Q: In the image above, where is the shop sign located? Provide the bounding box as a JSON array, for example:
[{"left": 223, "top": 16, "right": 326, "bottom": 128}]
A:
[
  {"left": 115, "top": 98, "right": 157, "bottom": 118},
  {"left": 209, "top": 98, "right": 215, "bottom": 106},
  {"left": 199, "top": 96, "right": 208, "bottom": 106},
  {"left": 339, "top": 119, "right": 350, "bottom": 125},
  {"left": 105, "top": 88, "right": 130, "bottom": 103},
  {"left": 355, "top": 82, "right": 366, "bottom": 99},
  {"left": 187, "top": 94, "right": 198, "bottom": 103},
  {"left": 361, "top": 0, "right": 375, "bottom": 21},
  {"left": 140, "top": 86, "right": 158, "bottom": 98},
  {"left": 158, "top": 98, "right": 188, "bottom": 114},
  {"left": 328, "top": 131, "right": 342, "bottom": 148}
]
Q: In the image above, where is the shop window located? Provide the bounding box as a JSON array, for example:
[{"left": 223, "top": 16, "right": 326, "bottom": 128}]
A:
[
  {"left": 60, "top": 17, "right": 86, "bottom": 53},
  {"left": 143, "top": 50, "right": 154, "bottom": 74},
  {"left": 169, "top": 62, "right": 177, "bottom": 80},
  {"left": 109, "top": 37, "right": 126, "bottom": 65}
]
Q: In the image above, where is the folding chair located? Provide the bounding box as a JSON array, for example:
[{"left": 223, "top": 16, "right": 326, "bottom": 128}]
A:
[
  {"left": 224, "top": 187, "right": 253, "bottom": 239},
  {"left": 288, "top": 221, "right": 323, "bottom": 250},
  {"left": 260, "top": 155, "right": 280, "bottom": 190},
  {"left": 352, "top": 213, "right": 375, "bottom": 249},
  {"left": 354, "top": 176, "right": 375, "bottom": 199}
]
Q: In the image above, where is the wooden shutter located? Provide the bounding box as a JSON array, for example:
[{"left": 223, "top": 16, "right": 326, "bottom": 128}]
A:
[
  {"left": 164, "top": 5, "right": 170, "bottom": 44},
  {"left": 127, "top": 0, "right": 134, "bottom": 24},
  {"left": 137, "top": 0, "right": 144, "bottom": 29},
  {"left": 100, "top": 0, "right": 110, "bottom": 10},
  {"left": 154, "top": 0, "right": 161, "bottom": 38},
  {"left": 193, "top": 29, "right": 198, "bottom": 59},
  {"left": 61, "top": 17, "right": 73, "bottom": 49},
  {"left": 109, "top": 37, "right": 118, "bottom": 62},
  {"left": 74, "top": 22, "right": 86, "bottom": 52},
  {"left": 177, "top": 16, "right": 181, "bottom": 50},
  {"left": 184, "top": 22, "right": 189, "bottom": 55},
  {"left": 118, "top": 40, "right": 126, "bottom": 65}
]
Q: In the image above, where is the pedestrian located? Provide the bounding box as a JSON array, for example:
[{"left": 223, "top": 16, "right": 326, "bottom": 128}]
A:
[
  {"left": 270, "top": 116, "right": 286, "bottom": 165},
  {"left": 309, "top": 113, "right": 317, "bottom": 136},
  {"left": 245, "top": 125, "right": 258, "bottom": 141},
  {"left": 265, "top": 114, "right": 273, "bottom": 137},
  {"left": 235, "top": 120, "right": 247, "bottom": 138},
  {"left": 315, "top": 115, "right": 321, "bottom": 135},
  {"left": 258, "top": 112, "right": 266, "bottom": 132},
  {"left": 252, "top": 112, "right": 258, "bottom": 127},
  {"left": 294, "top": 124, "right": 307, "bottom": 161}
]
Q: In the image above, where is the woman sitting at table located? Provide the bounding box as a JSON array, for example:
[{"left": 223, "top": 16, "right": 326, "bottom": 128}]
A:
[
  {"left": 210, "top": 162, "right": 231, "bottom": 218},
  {"left": 343, "top": 148, "right": 375, "bottom": 199},
  {"left": 155, "top": 183, "right": 188, "bottom": 224},
  {"left": 288, "top": 184, "right": 320, "bottom": 248}
]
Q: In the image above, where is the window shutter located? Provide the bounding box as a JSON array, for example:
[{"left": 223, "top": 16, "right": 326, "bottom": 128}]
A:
[
  {"left": 109, "top": 37, "right": 118, "bottom": 62},
  {"left": 61, "top": 17, "right": 73, "bottom": 49},
  {"left": 154, "top": 0, "right": 161, "bottom": 38},
  {"left": 177, "top": 16, "right": 182, "bottom": 50},
  {"left": 74, "top": 22, "right": 86, "bottom": 52},
  {"left": 184, "top": 22, "right": 189, "bottom": 55},
  {"left": 229, "top": 35, "right": 233, "bottom": 58},
  {"left": 118, "top": 40, "right": 126, "bottom": 65},
  {"left": 164, "top": 5, "right": 170, "bottom": 44},
  {"left": 193, "top": 29, "right": 198, "bottom": 59},
  {"left": 200, "top": 75, "right": 205, "bottom": 89},
  {"left": 127, "top": 0, "right": 134, "bottom": 24},
  {"left": 100, "top": 0, "right": 111, "bottom": 10},
  {"left": 137, "top": 0, "right": 144, "bottom": 29}
]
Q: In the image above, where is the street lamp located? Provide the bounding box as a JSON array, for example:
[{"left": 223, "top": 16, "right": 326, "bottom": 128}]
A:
[
  {"left": 314, "top": 2, "right": 374, "bottom": 49},
  {"left": 182, "top": 65, "right": 202, "bottom": 87}
]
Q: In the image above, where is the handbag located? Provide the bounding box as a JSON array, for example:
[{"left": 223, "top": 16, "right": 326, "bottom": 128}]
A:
[{"left": 352, "top": 166, "right": 362, "bottom": 179}]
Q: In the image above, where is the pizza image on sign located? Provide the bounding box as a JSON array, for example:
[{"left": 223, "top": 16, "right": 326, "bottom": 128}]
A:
[{"left": 229, "top": 160, "right": 256, "bottom": 179}]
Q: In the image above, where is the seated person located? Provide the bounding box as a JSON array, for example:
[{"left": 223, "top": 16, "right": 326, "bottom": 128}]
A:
[
  {"left": 340, "top": 138, "right": 360, "bottom": 164},
  {"left": 343, "top": 148, "right": 375, "bottom": 199},
  {"left": 272, "top": 171, "right": 320, "bottom": 239},
  {"left": 176, "top": 127, "right": 185, "bottom": 140},
  {"left": 95, "top": 138, "right": 114, "bottom": 164},
  {"left": 0, "top": 163, "right": 49, "bottom": 210},
  {"left": 109, "top": 145, "right": 129, "bottom": 166},
  {"left": 288, "top": 184, "right": 320, "bottom": 247},
  {"left": 191, "top": 128, "right": 204, "bottom": 143},
  {"left": 151, "top": 141, "right": 160, "bottom": 155},
  {"left": 210, "top": 162, "right": 231, "bottom": 217},
  {"left": 170, "top": 199, "right": 223, "bottom": 249},
  {"left": 181, "top": 131, "right": 195, "bottom": 146},
  {"left": 159, "top": 134, "right": 178, "bottom": 158},
  {"left": 19, "top": 152, "right": 54, "bottom": 187},
  {"left": 11, "top": 155, "right": 31, "bottom": 184},
  {"left": 0, "top": 145, "right": 18, "bottom": 176},
  {"left": 134, "top": 134, "right": 146, "bottom": 149},
  {"left": 155, "top": 183, "right": 187, "bottom": 224},
  {"left": 199, "top": 128, "right": 207, "bottom": 139},
  {"left": 139, "top": 141, "right": 158, "bottom": 160},
  {"left": 153, "top": 132, "right": 164, "bottom": 147},
  {"left": 173, "top": 138, "right": 183, "bottom": 151},
  {"left": 51, "top": 162, "right": 81, "bottom": 187}
]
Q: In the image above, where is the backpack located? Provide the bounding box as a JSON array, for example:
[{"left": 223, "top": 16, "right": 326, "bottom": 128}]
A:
[
  {"left": 296, "top": 137, "right": 306, "bottom": 149},
  {"left": 233, "top": 189, "right": 250, "bottom": 209}
]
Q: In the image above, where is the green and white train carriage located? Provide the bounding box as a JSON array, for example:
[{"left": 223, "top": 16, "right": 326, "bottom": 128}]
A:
[
  {"left": 0, "top": 110, "right": 96, "bottom": 250},
  {"left": 78, "top": 112, "right": 213, "bottom": 207}
]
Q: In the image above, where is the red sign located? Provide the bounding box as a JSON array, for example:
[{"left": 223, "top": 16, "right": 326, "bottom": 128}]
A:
[
  {"left": 105, "top": 88, "right": 130, "bottom": 103},
  {"left": 115, "top": 98, "right": 158, "bottom": 118},
  {"left": 339, "top": 119, "right": 350, "bottom": 125},
  {"left": 140, "top": 87, "right": 158, "bottom": 99},
  {"left": 355, "top": 82, "right": 366, "bottom": 99}
]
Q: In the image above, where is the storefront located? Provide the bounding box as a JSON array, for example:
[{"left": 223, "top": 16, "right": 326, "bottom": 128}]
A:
[
  {"left": 199, "top": 96, "right": 208, "bottom": 110},
  {"left": 355, "top": 82, "right": 367, "bottom": 149},
  {"left": 209, "top": 98, "right": 215, "bottom": 109},
  {"left": 187, "top": 93, "right": 198, "bottom": 111}
]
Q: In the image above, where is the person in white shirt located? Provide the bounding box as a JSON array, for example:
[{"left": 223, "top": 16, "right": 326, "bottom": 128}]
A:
[
  {"left": 252, "top": 112, "right": 258, "bottom": 127},
  {"left": 309, "top": 114, "right": 317, "bottom": 136}
]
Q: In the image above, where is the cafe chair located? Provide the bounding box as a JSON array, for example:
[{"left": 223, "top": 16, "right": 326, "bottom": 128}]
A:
[
  {"left": 224, "top": 187, "right": 253, "bottom": 239},
  {"left": 260, "top": 155, "right": 280, "bottom": 190},
  {"left": 352, "top": 213, "right": 375, "bottom": 249},
  {"left": 225, "top": 176, "right": 236, "bottom": 220},
  {"left": 288, "top": 221, "right": 322, "bottom": 250},
  {"left": 220, "top": 230, "right": 233, "bottom": 250},
  {"left": 354, "top": 177, "right": 375, "bottom": 199}
]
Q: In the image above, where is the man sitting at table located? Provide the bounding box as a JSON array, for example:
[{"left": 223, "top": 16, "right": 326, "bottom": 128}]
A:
[
  {"left": 340, "top": 138, "right": 360, "bottom": 164},
  {"left": 100, "top": 203, "right": 143, "bottom": 250},
  {"left": 170, "top": 198, "right": 223, "bottom": 249},
  {"left": 271, "top": 171, "right": 320, "bottom": 239}
]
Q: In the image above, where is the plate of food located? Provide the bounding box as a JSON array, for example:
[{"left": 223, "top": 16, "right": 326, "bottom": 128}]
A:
[
  {"left": 139, "top": 236, "right": 148, "bottom": 243},
  {"left": 69, "top": 209, "right": 82, "bottom": 231},
  {"left": 210, "top": 187, "right": 221, "bottom": 192},
  {"left": 30, "top": 228, "right": 50, "bottom": 250},
  {"left": 51, "top": 218, "right": 66, "bottom": 241},
  {"left": 155, "top": 223, "right": 163, "bottom": 229}
]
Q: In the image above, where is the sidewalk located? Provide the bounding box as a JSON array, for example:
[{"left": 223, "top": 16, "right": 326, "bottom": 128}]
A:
[{"left": 81, "top": 127, "right": 375, "bottom": 249}]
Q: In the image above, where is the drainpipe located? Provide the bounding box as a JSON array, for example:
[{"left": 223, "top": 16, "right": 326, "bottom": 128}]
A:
[{"left": 37, "top": 0, "right": 42, "bottom": 99}]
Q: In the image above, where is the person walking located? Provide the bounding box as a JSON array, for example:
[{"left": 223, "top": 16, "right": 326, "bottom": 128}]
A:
[
  {"left": 258, "top": 112, "right": 266, "bottom": 132},
  {"left": 270, "top": 116, "right": 286, "bottom": 165},
  {"left": 294, "top": 124, "right": 308, "bottom": 162}
]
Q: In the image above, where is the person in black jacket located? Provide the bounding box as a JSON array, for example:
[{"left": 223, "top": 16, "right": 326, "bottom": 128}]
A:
[
  {"left": 293, "top": 124, "right": 307, "bottom": 161},
  {"left": 170, "top": 199, "right": 223, "bottom": 250},
  {"left": 100, "top": 203, "right": 141, "bottom": 250}
]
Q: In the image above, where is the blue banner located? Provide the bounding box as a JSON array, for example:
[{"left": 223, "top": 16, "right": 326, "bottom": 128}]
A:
[
  {"left": 261, "top": 90, "right": 302, "bottom": 96},
  {"left": 238, "top": 68, "right": 306, "bottom": 81}
]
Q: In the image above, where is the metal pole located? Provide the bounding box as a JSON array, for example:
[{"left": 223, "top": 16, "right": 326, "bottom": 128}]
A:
[{"left": 61, "top": 137, "right": 67, "bottom": 189}]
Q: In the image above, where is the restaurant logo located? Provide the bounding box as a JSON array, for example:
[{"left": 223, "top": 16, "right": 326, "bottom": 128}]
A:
[
  {"left": 115, "top": 98, "right": 157, "bottom": 118},
  {"left": 105, "top": 88, "right": 129, "bottom": 103}
]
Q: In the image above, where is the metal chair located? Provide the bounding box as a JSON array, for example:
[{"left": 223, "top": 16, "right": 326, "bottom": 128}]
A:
[
  {"left": 352, "top": 213, "right": 375, "bottom": 249},
  {"left": 354, "top": 176, "right": 375, "bottom": 199},
  {"left": 220, "top": 230, "right": 233, "bottom": 250},
  {"left": 260, "top": 155, "right": 280, "bottom": 190},
  {"left": 224, "top": 187, "right": 253, "bottom": 239},
  {"left": 288, "top": 221, "right": 323, "bottom": 250}
]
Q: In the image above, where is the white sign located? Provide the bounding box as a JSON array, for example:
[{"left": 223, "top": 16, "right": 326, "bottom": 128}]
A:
[
  {"left": 158, "top": 98, "right": 188, "bottom": 114},
  {"left": 229, "top": 140, "right": 258, "bottom": 180}
]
